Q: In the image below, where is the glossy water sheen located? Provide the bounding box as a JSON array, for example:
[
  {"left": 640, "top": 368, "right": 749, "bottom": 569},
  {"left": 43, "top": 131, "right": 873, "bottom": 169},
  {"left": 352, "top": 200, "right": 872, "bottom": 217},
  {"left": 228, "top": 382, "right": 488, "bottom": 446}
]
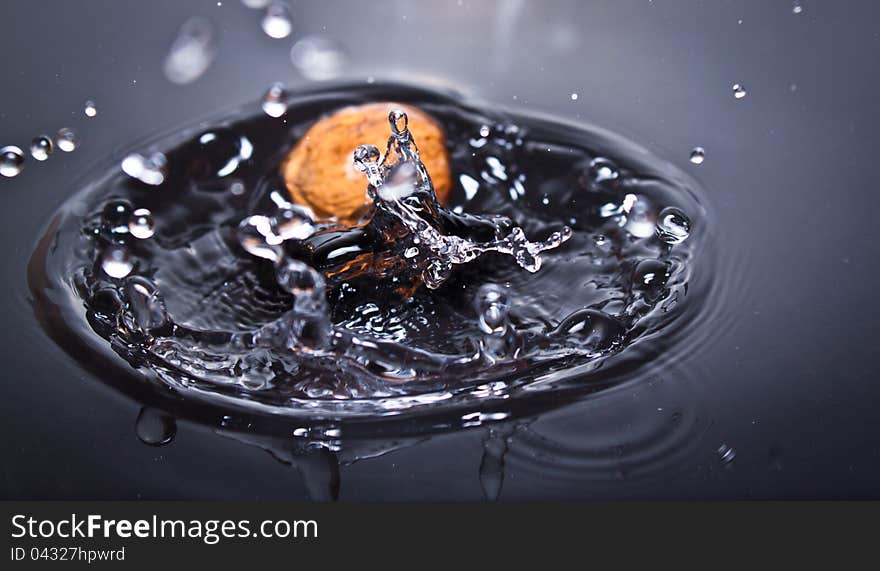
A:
[{"left": 30, "top": 84, "right": 711, "bottom": 428}]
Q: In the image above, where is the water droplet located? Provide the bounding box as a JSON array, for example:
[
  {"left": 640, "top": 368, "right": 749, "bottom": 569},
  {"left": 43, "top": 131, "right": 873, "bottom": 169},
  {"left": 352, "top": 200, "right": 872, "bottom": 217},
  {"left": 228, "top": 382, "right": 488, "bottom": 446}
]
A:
[
  {"left": 0, "top": 146, "right": 24, "bottom": 178},
  {"left": 84, "top": 100, "right": 97, "bottom": 117},
  {"left": 553, "top": 308, "right": 623, "bottom": 353},
  {"left": 792, "top": 2, "right": 803, "bottom": 15},
  {"left": 570, "top": 92, "right": 578, "bottom": 101},
  {"left": 238, "top": 215, "right": 282, "bottom": 262},
  {"left": 55, "top": 128, "right": 78, "bottom": 152},
  {"left": 121, "top": 152, "right": 167, "bottom": 186},
  {"left": 632, "top": 259, "right": 671, "bottom": 298},
  {"left": 29, "top": 136, "right": 53, "bottom": 161},
  {"left": 656, "top": 206, "right": 691, "bottom": 244},
  {"left": 689, "top": 147, "right": 705, "bottom": 165},
  {"left": 262, "top": 2, "right": 292, "bottom": 39},
  {"left": 241, "top": 0, "right": 270, "bottom": 7},
  {"left": 587, "top": 157, "right": 620, "bottom": 187},
  {"left": 101, "top": 246, "right": 134, "bottom": 279},
  {"left": 190, "top": 129, "right": 253, "bottom": 182},
  {"left": 163, "top": 17, "right": 217, "bottom": 85},
  {"left": 276, "top": 258, "right": 322, "bottom": 297},
  {"left": 125, "top": 276, "right": 169, "bottom": 331},
  {"left": 290, "top": 35, "right": 346, "bottom": 81},
  {"left": 135, "top": 407, "right": 176, "bottom": 446},
  {"left": 275, "top": 204, "right": 316, "bottom": 241},
  {"left": 732, "top": 83, "right": 747, "bottom": 99},
  {"left": 718, "top": 443, "right": 736, "bottom": 465},
  {"left": 475, "top": 284, "right": 510, "bottom": 334},
  {"left": 102, "top": 200, "right": 132, "bottom": 233},
  {"left": 479, "top": 125, "right": 491, "bottom": 138},
  {"left": 261, "top": 82, "right": 287, "bottom": 117},
  {"left": 128, "top": 208, "right": 155, "bottom": 239}
]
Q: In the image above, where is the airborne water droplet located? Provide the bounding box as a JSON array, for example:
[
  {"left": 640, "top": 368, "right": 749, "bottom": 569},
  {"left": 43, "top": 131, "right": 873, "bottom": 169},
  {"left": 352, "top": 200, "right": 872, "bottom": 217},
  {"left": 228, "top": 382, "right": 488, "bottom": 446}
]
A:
[
  {"left": 101, "top": 246, "right": 134, "bottom": 279},
  {"left": 262, "top": 2, "right": 292, "bottom": 39},
  {"left": 290, "top": 36, "right": 346, "bottom": 81},
  {"left": 479, "top": 125, "right": 491, "bottom": 138},
  {"left": 30, "top": 136, "right": 53, "bottom": 161},
  {"left": 656, "top": 206, "right": 692, "bottom": 244},
  {"left": 163, "top": 17, "right": 217, "bottom": 85},
  {"left": 261, "top": 82, "right": 287, "bottom": 117},
  {"left": 128, "top": 208, "right": 156, "bottom": 239},
  {"left": 121, "top": 152, "right": 167, "bottom": 186},
  {"left": 689, "top": 147, "right": 705, "bottom": 165},
  {"left": 732, "top": 83, "right": 747, "bottom": 99},
  {"left": 135, "top": 407, "right": 176, "bottom": 446},
  {"left": 475, "top": 284, "right": 510, "bottom": 335},
  {"left": 792, "top": 2, "right": 803, "bottom": 15},
  {"left": 55, "top": 128, "right": 78, "bottom": 152},
  {"left": 0, "top": 146, "right": 25, "bottom": 178},
  {"left": 84, "top": 100, "right": 97, "bottom": 117},
  {"left": 570, "top": 92, "right": 578, "bottom": 101}
]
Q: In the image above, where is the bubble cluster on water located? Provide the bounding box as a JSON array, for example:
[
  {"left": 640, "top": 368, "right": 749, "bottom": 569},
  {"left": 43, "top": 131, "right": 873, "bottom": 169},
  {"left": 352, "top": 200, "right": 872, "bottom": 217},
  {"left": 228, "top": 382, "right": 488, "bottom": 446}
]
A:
[{"left": 32, "top": 84, "right": 707, "bottom": 418}]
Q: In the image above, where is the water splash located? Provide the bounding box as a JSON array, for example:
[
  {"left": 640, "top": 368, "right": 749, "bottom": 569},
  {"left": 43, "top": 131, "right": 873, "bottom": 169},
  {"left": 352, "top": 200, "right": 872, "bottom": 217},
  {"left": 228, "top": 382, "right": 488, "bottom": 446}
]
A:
[{"left": 29, "top": 136, "right": 53, "bottom": 161}]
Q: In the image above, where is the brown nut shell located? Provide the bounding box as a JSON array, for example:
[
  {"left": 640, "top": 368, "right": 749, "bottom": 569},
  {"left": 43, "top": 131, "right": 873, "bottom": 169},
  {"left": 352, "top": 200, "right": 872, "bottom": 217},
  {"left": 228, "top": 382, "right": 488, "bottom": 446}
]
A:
[{"left": 282, "top": 102, "right": 451, "bottom": 220}]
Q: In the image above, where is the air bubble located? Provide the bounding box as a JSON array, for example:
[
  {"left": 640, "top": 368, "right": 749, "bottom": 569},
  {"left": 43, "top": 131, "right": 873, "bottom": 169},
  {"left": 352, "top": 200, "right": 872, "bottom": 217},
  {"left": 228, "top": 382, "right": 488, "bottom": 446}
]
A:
[
  {"left": 261, "top": 82, "right": 287, "bottom": 117},
  {"left": 128, "top": 208, "right": 155, "bottom": 239},
  {"left": 101, "top": 246, "right": 134, "bottom": 279},
  {"left": 0, "top": 146, "right": 25, "bottom": 178},
  {"left": 656, "top": 206, "right": 691, "bottom": 244},
  {"left": 121, "top": 152, "right": 167, "bottom": 186},
  {"left": 84, "top": 100, "right": 97, "bottom": 117},
  {"left": 262, "top": 2, "right": 292, "bottom": 39},
  {"left": 30, "top": 136, "right": 53, "bottom": 161},
  {"left": 689, "top": 147, "right": 705, "bottom": 165},
  {"left": 290, "top": 36, "right": 346, "bottom": 81},
  {"left": 55, "top": 128, "right": 78, "bottom": 152},
  {"left": 163, "top": 17, "right": 217, "bottom": 85}
]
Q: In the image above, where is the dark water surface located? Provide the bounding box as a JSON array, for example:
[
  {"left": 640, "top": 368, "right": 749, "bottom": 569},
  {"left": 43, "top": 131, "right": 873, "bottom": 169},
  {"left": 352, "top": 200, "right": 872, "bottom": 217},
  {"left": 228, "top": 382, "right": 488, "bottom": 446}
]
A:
[{"left": 2, "top": 1, "right": 878, "bottom": 499}]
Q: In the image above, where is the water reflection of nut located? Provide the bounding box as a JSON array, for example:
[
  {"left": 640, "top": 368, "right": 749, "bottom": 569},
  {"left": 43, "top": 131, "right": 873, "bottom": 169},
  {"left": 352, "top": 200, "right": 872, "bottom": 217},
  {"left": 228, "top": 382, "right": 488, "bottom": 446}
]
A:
[{"left": 282, "top": 102, "right": 451, "bottom": 219}]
